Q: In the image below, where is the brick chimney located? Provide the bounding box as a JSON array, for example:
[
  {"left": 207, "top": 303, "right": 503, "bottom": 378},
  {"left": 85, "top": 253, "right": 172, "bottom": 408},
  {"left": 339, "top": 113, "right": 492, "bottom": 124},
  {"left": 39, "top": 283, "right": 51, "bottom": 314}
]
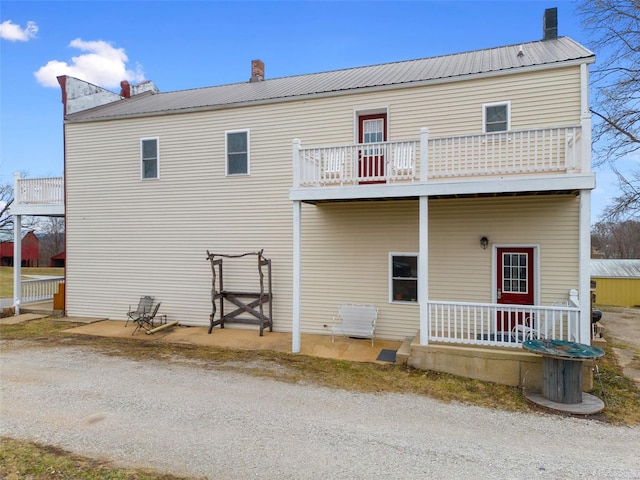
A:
[
  {"left": 250, "top": 59, "right": 264, "bottom": 82},
  {"left": 543, "top": 7, "right": 558, "bottom": 40},
  {"left": 120, "top": 80, "right": 131, "bottom": 98}
]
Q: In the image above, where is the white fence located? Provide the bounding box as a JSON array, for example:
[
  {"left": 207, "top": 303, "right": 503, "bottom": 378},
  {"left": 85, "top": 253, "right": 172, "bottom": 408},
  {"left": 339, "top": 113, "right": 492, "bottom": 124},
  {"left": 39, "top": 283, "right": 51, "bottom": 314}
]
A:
[
  {"left": 21, "top": 277, "right": 65, "bottom": 304},
  {"left": 427, "top": 300, "right": 580, "bottom": 348}
]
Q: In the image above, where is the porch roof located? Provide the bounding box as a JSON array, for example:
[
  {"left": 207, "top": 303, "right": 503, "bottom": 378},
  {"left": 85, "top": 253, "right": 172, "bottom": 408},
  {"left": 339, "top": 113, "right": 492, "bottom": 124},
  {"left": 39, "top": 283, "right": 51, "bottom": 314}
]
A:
[{"left": 65, "top": 36, "right": 594, "bottom": 123}]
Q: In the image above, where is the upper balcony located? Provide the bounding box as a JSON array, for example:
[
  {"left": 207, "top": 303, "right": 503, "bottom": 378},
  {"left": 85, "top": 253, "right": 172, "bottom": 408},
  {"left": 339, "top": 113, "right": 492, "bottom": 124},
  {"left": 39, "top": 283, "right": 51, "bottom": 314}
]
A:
[
  {"left": 290, "top": 125, "right": 596, "bottom": 203},
  {"left": 12, "top": 173, "right": 65, "bottom": 216}
]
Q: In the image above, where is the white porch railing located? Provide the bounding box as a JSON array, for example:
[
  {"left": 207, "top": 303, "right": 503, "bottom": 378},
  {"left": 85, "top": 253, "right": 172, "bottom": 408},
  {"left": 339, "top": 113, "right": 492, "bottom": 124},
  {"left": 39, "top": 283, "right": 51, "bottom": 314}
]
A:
[
  {"left": 21, "top": 277, "right": 64, "bottom": 304},
  {"left": 427, "top": 300, "right": 580, "bottom": 348},
  {"left": 15, "top": 175, "right": 64, "bottom": 205},
  {"left": 293, "top": 125, "right": 582, "bottom": 187}
]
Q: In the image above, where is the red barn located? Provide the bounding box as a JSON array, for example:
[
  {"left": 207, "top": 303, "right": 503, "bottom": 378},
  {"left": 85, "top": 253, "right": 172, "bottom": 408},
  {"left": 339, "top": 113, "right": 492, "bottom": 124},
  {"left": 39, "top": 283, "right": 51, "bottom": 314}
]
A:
[
  {"left": 0, "top": 231, "right": 40, "bottom": 267},
  {"left": 50, "top": 251, "right": 66, "bottom": 268}
]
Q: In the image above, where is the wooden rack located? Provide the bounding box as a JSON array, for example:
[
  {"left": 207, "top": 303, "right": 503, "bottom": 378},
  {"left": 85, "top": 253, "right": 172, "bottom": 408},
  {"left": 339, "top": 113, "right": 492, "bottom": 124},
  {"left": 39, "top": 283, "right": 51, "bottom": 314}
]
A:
[{"left": 206, "top": 250, "right": 273, "bottom": 336}]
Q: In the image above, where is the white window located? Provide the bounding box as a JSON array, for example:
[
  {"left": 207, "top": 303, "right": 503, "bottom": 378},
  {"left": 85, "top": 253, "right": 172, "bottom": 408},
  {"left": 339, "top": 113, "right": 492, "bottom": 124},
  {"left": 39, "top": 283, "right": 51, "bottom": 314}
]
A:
[
  {"left": 226, "top": 129, "right": 250, "bottom": 175},
  {"left": 390, "top": 253, "right": 418, "bottom": 303},
  {"left": 483, "top": 102, "right": 510, "bottom": 133},
  {"left": 141, "top": 138, "right": 159, "bottom": 179},
  {"left": 502, "top": 252, "right": 528, "bottom": 294}
]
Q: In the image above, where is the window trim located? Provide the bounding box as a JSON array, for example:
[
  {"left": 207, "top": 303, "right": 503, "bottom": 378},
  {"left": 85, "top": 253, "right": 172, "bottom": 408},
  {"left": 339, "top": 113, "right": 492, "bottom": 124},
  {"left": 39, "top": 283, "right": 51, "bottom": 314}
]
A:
[
  {"left": 225, "top": 129, "right": 250, "bottom": 176},
  {"left": 482, "top": 101, "right": 511, "bottom": 133},
  {"left": 353, "top": 106, "right": 389, "bottom": 144},
  {"left": 140, "top": 137, "right": 159, "bottom": 180},
  {"left": 389, "top": 252, "right": 419, "bottom": 304}
]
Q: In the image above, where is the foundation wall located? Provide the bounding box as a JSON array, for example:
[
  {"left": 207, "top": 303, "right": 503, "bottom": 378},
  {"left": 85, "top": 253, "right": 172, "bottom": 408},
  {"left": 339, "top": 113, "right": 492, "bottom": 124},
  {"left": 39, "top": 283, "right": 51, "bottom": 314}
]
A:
[{"left": 407, "top": 339, "right": 594, "bottom": 390}]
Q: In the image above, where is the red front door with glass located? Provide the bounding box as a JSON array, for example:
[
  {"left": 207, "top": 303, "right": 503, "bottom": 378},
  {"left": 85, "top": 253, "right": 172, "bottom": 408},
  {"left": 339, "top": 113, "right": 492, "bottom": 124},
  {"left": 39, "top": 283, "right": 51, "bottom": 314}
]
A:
[
  {"left": 358, "top": 114, "right": 386, "bottom": 183},
  {"left": 496, "top": 247, "right": 535, "bottom": 332}
]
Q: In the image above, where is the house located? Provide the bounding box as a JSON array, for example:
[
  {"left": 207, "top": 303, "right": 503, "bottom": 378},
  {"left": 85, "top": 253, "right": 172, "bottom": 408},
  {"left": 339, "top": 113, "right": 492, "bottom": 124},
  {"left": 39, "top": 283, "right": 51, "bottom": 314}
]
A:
[
  {"left": 13, "top": 9, "right": 598, "bottom": 386},
  {"left": 591, "top": 259, "right": 640, "bottom": 308},
  {"left": 0, "top": 230, "right": 40, "bottom": 267}
]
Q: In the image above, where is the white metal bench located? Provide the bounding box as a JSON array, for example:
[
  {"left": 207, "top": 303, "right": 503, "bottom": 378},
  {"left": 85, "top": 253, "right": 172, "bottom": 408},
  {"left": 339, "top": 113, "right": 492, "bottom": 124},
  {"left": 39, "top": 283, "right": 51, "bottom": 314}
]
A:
[{"left": 331, "top": 304, "right": 378, "bottom": 346}]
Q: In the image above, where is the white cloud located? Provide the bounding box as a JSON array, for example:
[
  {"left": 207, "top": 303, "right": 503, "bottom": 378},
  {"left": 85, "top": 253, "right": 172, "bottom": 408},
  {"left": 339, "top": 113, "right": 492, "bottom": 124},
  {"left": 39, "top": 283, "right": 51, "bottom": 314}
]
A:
[
  {"left": 0, "top": 20, "right": 38, "bottom": 41},
  {"left": 34, "top": 38, "right": 145, "bottom": 88}
]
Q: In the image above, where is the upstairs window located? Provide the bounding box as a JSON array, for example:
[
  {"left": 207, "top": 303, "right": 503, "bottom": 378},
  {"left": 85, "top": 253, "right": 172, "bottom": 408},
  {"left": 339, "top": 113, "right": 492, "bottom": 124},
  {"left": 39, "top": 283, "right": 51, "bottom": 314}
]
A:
[
  {"left": 483, "top": 102, "right": 510, "bottom": 133},
  {"left": 141, "top": 138, "right": 159, "bottom": 179},
  {"left": 390, "top": 253, "right": 418, "bottom": 303},
  {"left": 226, "top": 130, "right": 250, "bottom": 175}
]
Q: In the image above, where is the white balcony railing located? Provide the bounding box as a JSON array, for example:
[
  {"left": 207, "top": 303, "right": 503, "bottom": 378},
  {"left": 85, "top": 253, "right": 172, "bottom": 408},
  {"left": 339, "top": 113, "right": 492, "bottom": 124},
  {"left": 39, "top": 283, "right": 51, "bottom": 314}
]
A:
[
  {"left": 428, "top": 126, "right": 582, "bottom": 178},
  {"left": 21, "top": 277, "right": 65, "bottom": 304},
  {"left": 15, "top": 175, "right": 64, "bottom": 205},
  {"left": 295, "top": 140, "right": 419, "bottom": 187},
  {"left": 427, "top": 300, "right": 580, "bottom": 348},
  {"left": 293, "top": 125, "right": 583, "bottom": 187}
]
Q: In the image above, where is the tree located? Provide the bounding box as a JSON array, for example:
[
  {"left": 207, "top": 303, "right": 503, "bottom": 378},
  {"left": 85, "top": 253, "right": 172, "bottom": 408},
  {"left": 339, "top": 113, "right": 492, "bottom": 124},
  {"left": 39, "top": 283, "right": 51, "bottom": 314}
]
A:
[
  {"left": 0, "top": 181, "right": 14, "bottom": 230},
  {"left": 578, "top": 0, "right": 640, "bottom": 220},
  {"left": 38, "top": 217, "right": 65, "bottom": 265},
  {"left": 591, "top": 220, "right": 640, "bottom": 258}
]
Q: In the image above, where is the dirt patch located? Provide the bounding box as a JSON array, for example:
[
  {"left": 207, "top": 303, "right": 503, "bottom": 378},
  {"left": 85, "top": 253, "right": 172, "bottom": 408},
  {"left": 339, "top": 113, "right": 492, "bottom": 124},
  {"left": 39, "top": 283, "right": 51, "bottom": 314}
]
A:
[{"left": 598, "top": 306, "right": 640, "bottom": 386}]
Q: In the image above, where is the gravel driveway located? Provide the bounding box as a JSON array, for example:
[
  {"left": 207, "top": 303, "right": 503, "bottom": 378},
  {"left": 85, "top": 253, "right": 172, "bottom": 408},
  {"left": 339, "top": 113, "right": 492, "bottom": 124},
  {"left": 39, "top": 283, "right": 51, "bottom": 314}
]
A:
[{"left": 1, "top": 341, "right": 639, "bottom": 480}]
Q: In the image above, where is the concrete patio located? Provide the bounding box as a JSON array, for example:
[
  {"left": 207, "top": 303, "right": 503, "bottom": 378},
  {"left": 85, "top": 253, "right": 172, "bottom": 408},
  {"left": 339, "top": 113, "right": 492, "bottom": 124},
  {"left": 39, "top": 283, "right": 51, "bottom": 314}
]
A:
[{"left": 3, "top": 311, "right": 405, "bottom": 365}]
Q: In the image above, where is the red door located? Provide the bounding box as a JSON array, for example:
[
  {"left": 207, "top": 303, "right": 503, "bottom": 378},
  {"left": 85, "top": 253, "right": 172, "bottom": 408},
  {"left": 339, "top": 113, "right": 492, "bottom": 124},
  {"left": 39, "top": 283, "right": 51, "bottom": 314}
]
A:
[
  {"left": 358, "top": 114, "right": 386, "bottom": 184},
  {"left": 496, "top": 247, "right": 534, "bottom": 332}
]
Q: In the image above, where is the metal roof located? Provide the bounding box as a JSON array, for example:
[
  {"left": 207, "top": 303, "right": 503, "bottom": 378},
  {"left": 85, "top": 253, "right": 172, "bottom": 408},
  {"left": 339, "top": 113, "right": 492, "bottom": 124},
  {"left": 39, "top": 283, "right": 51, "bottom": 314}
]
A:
[
  {"left": 66, "top": 36, "right": 594, "bottom": 123},
  {"left": 591, "top": 259, "right": 640, "bottom": 279}
]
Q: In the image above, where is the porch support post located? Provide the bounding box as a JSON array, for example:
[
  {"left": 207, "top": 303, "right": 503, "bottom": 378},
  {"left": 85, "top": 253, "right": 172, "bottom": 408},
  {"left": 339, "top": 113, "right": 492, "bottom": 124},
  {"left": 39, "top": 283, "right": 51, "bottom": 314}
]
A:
[
  {"left": 578, "top": 190, "right": 591, "bottom": 344},
  {"left": 292, "top": 200, "right": 301, "bottom": 353},
  {"left": 419, "top": 128, "right": 429, "bottom": 181},
  {"left": 13, "top": 213, "right": 22, "bottom": 315},
  {"left": 578, "top": 62, "right": 592, "bottom": 344},
  {"left": 419, "top": 195, "right": 429, "bottom": 345}
]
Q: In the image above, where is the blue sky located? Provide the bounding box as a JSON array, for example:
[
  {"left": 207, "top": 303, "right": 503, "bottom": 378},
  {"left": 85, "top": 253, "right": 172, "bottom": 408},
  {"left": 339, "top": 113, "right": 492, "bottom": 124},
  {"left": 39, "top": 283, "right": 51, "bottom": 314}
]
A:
[{"left": 0, "top": 0, "right": 633, "bottom": 223}]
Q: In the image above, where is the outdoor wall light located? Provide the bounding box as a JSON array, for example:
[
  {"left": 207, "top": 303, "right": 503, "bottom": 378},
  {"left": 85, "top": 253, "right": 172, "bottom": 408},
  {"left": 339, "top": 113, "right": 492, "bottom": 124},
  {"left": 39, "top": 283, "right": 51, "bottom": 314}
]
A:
[{"left": 480, "top": 236, "right": 489, "bottom": 249}]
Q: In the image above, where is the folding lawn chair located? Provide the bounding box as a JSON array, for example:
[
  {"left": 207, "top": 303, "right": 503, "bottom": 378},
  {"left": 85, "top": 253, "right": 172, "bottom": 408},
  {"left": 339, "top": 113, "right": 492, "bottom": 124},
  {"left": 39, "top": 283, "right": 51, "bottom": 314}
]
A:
[{"left": 126, "top": 296, "right": 154, "bottom": 327}]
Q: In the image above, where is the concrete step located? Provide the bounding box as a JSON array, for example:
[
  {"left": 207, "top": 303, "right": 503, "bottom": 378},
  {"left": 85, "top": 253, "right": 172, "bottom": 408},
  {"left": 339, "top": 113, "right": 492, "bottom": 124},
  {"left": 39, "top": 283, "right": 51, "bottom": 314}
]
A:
[{"left": 396, "top": 336, "right": 414, "bottom": 366}]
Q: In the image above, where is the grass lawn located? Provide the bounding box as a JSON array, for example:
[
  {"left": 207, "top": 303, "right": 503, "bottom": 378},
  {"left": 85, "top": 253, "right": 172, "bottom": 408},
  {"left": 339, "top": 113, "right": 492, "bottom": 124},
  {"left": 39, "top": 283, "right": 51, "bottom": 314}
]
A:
[{"left": 0, "top": 267, "right": 64, "bottom": 298}]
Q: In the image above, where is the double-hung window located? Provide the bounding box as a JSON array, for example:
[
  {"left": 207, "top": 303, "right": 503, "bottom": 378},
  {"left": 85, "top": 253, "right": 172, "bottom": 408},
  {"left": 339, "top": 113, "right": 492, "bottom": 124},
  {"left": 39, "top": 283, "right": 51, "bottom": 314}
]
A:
[
  {"left": 390, "top": 253, "right": 418, "bottom": 303},
  {"left": 141, "top": 138, "right": 159, "bottom": 179},
  {"left": 226, "top": 129, "right": 250, "bottom": 175},
  {"left": 483, "top": 102, "right": 510, "bottom": 133}
]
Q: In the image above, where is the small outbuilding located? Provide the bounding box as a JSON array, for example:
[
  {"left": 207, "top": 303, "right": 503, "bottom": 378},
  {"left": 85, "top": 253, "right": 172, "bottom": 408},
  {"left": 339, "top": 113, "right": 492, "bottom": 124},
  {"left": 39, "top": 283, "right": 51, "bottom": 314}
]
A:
[
  {"left": 50, "top": 251, "right": 66, "bottom": 268},
  {"left": 591, "top": 259, "right": 640, "bottom": 308}
]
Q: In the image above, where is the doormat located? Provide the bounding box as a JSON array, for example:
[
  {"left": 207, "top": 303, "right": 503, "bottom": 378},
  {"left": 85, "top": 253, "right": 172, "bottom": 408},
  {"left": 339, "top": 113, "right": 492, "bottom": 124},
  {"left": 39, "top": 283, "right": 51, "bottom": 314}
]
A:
[{"left": 376, "top": 349, "right": 397, "bottom": 363}]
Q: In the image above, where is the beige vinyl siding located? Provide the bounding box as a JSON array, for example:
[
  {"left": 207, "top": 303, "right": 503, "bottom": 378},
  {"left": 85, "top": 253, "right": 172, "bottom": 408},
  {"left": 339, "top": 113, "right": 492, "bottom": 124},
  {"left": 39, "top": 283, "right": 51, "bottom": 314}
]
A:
[
  {"left": 64, "top": 108, "right": 297, "bottom": 327},
  {"left": 64, "top": 63, "right": 583, "bottom": 338},
  {"left": 428, "top": 195, "right": 579, "bottom": 304},
  {"left": 300, "top": 201, "right": 420, "bottom": 340},
  {"left": 298, "top": 195, "right": 579, "bottom": 341}
]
